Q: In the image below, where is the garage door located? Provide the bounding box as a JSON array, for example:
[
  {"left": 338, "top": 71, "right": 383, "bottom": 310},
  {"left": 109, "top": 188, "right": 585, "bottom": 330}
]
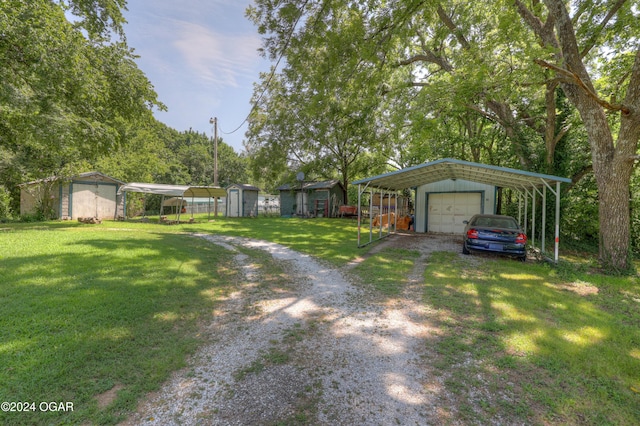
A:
[
  {"left": 428, "top": 192, "right": 482, "bottom": 234},
  {"left": 72, "top": 184, "right": 116, "bottom": 219}
]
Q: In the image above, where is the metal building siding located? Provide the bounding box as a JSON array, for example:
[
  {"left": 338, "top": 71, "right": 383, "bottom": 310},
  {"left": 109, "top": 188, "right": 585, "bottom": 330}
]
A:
[
  {"left": 70, "top": 181, "right": 119, "bottom": 219},
  {"left": 243, "top": 189, "right": 259, "bottom": 216},
  {"left": 415, "top": 179, "right": 496, "bottom": 233},
  {"left": 279, "top": 191, "right": 296, "bottom": 216},
  {"left": 60, "top": 183, "right": 70, "bottom": 218}
]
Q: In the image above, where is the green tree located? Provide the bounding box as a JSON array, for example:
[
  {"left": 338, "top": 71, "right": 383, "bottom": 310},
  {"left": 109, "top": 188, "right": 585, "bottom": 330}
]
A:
[
  {"left": 246, "top": 4, "right": 392, "bottom": 202},
  {"left": 95, "top": 118, "right": 178, "bottom": 184},
  {"left": 247, "top": 0, "right": 639, "bottom": 270},
  {"left": 0, "top": 0, "right": 162, "bottom": 210},
  {"left": 515, "top": 0, "right": 640, "bottom": 270}
]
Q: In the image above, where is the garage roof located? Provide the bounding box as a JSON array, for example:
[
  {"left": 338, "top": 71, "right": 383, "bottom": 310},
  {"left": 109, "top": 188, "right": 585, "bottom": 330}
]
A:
[
  {"left": 118, "top": 182, "right": 226, "bottom": 198},
  {"left": 352, "top": 158, "right": 571, "bottom": 191}
]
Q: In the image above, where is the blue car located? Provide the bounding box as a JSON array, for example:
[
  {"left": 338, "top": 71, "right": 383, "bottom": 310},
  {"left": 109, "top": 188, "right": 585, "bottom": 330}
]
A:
[{"left": 462, "top": 214, "right": 527, "bottom": 261}]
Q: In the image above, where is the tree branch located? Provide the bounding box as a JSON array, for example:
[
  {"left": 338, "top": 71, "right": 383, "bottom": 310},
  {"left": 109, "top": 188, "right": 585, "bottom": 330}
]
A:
[
  {"left": 580, "top": 0, "right": 627, "bottom": 58},
  {"left": 514, "top": 0, "right": 558, "bottom": 49},
  {"left": 436, "top": 5, "right": 470, "bottom": 49},
  {"left": 398, "top": 52, "right": 453, "bottom": 72},
  {"left": 534, "top": 59, "right": 631, "bottom": 114},
  {"left": 465, "top": 103, "right": 500, "bottom": 124},
  {"left": 563, "top": 164, "right": 593, "bottom": 191}
]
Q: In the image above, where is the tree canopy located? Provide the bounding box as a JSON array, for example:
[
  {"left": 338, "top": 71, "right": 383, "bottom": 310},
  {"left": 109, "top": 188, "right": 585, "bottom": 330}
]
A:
[
  {"left": 246, "top": 0, "right": 640, "bottom": 270},
  {"left": 0, "top": 0, "right": 163, "bottom": 190},
  {"left": 0, "top": 0, "right": 250, "bottom": 218}
]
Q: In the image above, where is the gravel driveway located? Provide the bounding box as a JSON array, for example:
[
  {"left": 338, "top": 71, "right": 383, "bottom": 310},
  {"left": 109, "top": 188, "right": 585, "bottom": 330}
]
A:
[{"left": 122, "top": 233, "right": 464, "bottom": 425}]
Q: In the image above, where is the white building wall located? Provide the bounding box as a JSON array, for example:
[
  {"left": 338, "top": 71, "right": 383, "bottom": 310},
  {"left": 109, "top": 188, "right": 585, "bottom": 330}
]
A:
[{"left": 415, "top": 179, "right": 496, "bottom": 233}]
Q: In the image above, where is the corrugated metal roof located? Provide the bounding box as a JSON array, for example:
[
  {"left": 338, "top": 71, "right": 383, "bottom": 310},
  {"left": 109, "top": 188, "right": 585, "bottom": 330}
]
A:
[
  {"left": 118, "top": 183, "right": 227, "bottom": 198},
  {"left": 307, "top": 179, "right": 342, "bottom": 190},
  {"left": 277, "top": 180, "right": 342, "bottom": 191},
  {"left": 227, "top": 183, "right": 260, "bottom": 191},
  {"left": 20, "top": 171, "right": 124, "bottom": 186},
  {"left": 352, "top": 158, "right": 571, "bottom": 191}
]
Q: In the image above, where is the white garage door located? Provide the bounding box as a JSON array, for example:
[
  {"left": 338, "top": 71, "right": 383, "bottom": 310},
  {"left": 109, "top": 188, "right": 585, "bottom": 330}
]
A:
[
  {"left": 428, "top": 192, "right": 482, "bottom": 234},
  {"left": 72, "top": 184, "right": 116, "bottom": 219}
]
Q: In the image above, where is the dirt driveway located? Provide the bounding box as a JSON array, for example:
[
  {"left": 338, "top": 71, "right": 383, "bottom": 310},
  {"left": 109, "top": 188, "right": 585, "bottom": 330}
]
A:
[{"left": 122, "top": 233, "right": 466, "bottom": 425}]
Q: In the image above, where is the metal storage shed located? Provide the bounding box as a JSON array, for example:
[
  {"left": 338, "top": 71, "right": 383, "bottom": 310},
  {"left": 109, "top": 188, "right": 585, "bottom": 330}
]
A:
[
  {"left": 226, "top": 184, "right": 260, "bottom": 217},
  {"left": 20, "top": 171, "right": 124, "bottom": 220},
  {"left": 277, "top": 180, "right": 346, "bottom": 217},
  {"left": 352, "top": 158, "right": 572, "bottom": 262}
]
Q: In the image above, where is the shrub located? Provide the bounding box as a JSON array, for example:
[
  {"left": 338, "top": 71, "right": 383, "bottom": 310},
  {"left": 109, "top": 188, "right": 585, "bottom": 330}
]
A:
[{"left": 0, "top": 186, "right": 13, "bottom": 220}]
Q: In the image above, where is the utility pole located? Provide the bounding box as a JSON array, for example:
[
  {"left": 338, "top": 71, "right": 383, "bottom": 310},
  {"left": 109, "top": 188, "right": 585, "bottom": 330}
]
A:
[{"left": 209, "top": 117, "right": 219, "bottom": 217}]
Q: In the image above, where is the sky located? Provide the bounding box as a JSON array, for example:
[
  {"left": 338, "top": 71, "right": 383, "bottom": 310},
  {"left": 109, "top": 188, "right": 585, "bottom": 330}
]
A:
[{"left": 122, "top": 0, "right": 270, "bottom": 152}]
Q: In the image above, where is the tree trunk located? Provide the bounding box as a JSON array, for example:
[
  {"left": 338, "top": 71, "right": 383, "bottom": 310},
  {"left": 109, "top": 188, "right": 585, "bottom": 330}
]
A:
[
  {"left": 538, "top": 0, "right": 640, "bottom": 270},
  {"left": 597, "top": 158, "right": 633, "bottom": 269}
]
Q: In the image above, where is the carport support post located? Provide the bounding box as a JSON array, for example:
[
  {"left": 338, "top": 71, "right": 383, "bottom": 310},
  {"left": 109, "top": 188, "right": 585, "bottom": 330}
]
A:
[
  {"left": 523, "top": 188, "right": 529, "bottom": 236},
  {"left": 394, "top": 192, "right": 398, "bottom": 231},
  {"left": 378, "top": 188, "right": 383, "bottom": 239},
  {"left": 541, "top": 185, "right": 547, "bottom": 253},
  {"left": 532, "top": 185, "right": 536, "bottom": 249},
  {"left": 357, "top": 184, "right": 361, "bottom": 246},
  {"left": 369, "top": 188, "right": 374, "bottom": 243},
  {"left": 555, "top": 181, "right": 560, "bottom": 263},
  {"left": 387, "top": 190, "right": 392, "bottom": 236},
  {"left": 541, "top": 179, "right": 561, "bottom": 263}
]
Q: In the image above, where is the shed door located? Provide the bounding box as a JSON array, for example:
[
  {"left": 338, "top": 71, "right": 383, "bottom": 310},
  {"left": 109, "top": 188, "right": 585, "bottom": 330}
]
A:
[
  {"left": 228, "top": 189, "right": 240, "bottom": 217},
  {"left": 72, "top": 183, "right": 116, "bottom": 219},
  {"left": 428, "top": 192, "right": 482, "bottom": 234},
  {"left": 296, "top": 192, "right": 308, "bottom": 215}
]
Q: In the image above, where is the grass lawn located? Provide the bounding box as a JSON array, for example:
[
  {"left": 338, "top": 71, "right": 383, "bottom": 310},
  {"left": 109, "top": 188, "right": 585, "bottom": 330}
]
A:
[
  {"left": 83, "top": 215, "right": 363, "bottom": 266},
  {"left": 0, "top": 223, "right": 239, "bottom": 425},
  {"left": 1, "top": 217, "right": 639, "bottom": 424},
  {"left": 354, "top": 246, "right": 640, "bottom": 424}
]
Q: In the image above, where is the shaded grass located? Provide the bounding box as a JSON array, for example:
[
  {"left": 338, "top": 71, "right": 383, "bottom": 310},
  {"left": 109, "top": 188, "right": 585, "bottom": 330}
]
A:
[
  {"left": 0, "top": 227, "right": 238, "bottom": 425},
  {"left": 422, "top": 252, "right": 640, "bottom": 425}
]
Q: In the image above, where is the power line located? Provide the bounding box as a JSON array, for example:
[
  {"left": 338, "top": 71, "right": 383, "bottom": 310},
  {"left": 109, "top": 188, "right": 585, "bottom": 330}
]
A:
[{"left": 218, "top": 0, "right": 311, "bottom": 136}]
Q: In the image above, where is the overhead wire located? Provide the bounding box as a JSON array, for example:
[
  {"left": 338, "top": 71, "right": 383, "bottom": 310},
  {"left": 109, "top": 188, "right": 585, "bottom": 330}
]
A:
[{"left": 218, "top": 0, "right": 312, "bottom": 136}]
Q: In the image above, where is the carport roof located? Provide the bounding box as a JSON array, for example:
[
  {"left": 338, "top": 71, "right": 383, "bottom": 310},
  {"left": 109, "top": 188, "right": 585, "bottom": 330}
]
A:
[
  {"left": 118, "top": 182, "right": 226, "bottom": 198},
  {"left": 352, "top": 158, "right": 572, "bottom": 191}
]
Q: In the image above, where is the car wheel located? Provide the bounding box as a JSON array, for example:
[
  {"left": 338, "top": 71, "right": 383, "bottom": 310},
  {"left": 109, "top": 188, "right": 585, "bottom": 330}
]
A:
[{"left": 462, "top": 242, "right": 470, "bottom": 255}]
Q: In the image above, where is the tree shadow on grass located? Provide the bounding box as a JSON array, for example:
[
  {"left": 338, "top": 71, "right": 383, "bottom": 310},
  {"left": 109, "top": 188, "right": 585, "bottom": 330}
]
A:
[{"left": 422, "top": 251, "right": 640, "bottom": 425}]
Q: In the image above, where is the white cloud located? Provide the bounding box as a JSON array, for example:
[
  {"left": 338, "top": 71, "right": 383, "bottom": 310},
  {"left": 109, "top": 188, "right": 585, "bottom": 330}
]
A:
[{"left": 171, "top": 20, "right": 262, "bottom": 88}]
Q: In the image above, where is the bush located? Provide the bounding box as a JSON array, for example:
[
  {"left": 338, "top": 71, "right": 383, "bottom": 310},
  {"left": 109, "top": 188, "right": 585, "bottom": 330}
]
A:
[{"left": 0, "top": 186, "right": 13, "bottom": 220}]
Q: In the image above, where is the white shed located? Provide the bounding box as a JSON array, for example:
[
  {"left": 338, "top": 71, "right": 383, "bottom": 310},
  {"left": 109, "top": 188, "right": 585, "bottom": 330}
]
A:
[{"left": 226, "top": 184, "right": 260, "bottom": 217}]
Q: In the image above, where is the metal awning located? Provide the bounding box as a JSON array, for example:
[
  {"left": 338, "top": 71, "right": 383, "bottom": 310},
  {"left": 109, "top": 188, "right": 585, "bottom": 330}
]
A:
[
  {"left": 352, "top": 158, "right": 571, "bottom": 190},
  {"left": 118, "top": 183, "right": 226, "bottom": 198},
  {"left": 352, "top": 158, "right": 572, "bottom": 263},
  {"left": 118, "top": 183, "right": 226, "bottom": 222}
]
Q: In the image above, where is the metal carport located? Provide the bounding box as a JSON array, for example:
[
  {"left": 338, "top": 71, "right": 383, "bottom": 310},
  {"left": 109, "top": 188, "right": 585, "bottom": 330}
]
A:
[
  {"left": 118, "top": 183, "right": 226, "bottom": 221},
  {"left": 352, "top": 158, "right": 572, "bottom": 263}
]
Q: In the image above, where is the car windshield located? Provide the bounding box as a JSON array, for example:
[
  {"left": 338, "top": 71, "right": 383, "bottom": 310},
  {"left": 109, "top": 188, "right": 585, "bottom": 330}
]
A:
[{"left": 473, "top": 217, "right": 518, "bottom": 229}]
